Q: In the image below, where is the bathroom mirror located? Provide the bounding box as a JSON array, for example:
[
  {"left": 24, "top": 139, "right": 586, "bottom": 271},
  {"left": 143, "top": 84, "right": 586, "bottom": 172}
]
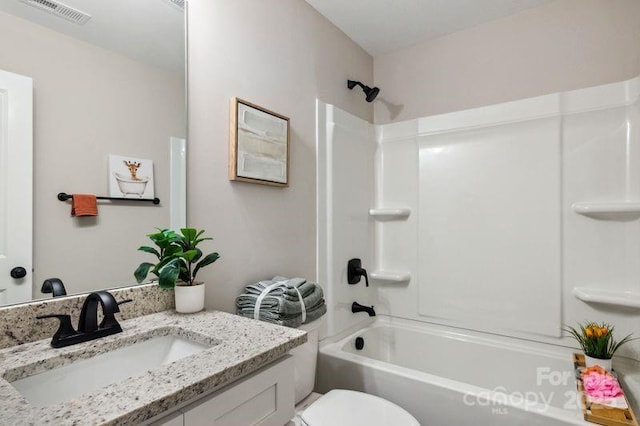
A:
[{"left": 0, "top": 0, "right": 187, "bottom": 305}]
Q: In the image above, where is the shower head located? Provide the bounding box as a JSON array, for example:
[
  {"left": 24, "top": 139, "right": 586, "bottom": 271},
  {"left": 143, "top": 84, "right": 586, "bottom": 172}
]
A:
[{"left": 347, "top": 80, "right": 380, "bottom": 102}]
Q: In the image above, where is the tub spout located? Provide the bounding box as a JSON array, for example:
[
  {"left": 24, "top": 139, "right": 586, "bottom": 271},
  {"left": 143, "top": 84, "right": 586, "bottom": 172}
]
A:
[{"left": 352, "top": 301, "right": 376, "bottom": 317}]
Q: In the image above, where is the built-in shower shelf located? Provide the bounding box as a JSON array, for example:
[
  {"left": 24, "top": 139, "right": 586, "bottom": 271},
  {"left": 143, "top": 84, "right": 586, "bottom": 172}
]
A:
[
  {"left": 370, "top": 271, "right": 411, "bottom": 282},
  {"left": 572, "top": 201, "right": 640, "bottom": 216},
  {"left": 573, "top": 287, "right": 640, "bottom": 309},
  {"left": 368, "top": 208, "right": 411, "bottom": 220}
]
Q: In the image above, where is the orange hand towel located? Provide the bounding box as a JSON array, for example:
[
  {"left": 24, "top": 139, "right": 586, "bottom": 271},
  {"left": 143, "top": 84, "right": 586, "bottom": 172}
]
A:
[{"left": 71, "top": 194, "right": 98, "bottom": 216}]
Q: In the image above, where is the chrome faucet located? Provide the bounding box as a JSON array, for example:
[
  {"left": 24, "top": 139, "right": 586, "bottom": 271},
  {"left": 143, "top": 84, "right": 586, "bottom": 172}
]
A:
[{"left": 37, "top": 291, "right": 132, "bottom": 348}]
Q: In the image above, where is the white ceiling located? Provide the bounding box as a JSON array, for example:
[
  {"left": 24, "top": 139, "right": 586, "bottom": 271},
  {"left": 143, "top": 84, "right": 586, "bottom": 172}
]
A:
[
  {"left": 305, "top": 0, "right": 554, "bottom": 56},
  {"left": 0, "top": 0, "right": 185, "bottom": 72}
]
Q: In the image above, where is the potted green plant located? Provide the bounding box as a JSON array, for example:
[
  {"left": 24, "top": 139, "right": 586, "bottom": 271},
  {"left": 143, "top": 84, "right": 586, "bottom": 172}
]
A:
[
  {"left": 134, "top": 228, "right": 220, "bottom": 313},
  {"left": 564, "top": 321, "right": 634, "bottom": 369}
]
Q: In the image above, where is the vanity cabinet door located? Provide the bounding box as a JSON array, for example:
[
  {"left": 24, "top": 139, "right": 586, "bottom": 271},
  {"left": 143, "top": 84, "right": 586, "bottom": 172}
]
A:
[{"left": 183, "top": 356, "right": 294, "bottom": 426}]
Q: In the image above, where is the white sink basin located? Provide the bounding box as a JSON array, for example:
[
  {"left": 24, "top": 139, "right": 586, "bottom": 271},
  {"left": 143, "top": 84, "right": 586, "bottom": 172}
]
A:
[{"left": 9, "top": 334, "right": 211, "bottom": 407}]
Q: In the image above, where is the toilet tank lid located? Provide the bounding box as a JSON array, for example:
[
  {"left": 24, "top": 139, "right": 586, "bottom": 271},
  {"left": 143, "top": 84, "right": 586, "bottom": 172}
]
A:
[{"left": 300, "top": 389, "right": 419, "bottom": 426}]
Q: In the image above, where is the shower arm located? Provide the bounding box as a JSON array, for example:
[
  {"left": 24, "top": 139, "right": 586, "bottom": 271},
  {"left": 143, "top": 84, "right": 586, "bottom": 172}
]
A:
[{"left": 347, "top": 80, "right": 366, "bottom": 91}]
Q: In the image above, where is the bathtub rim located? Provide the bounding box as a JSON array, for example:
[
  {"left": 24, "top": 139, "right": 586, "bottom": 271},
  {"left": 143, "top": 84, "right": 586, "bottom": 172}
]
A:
[
  {"left": 321, "top": 315, "right": 637, "bottom": 366},
  {"left": 318, "top": 316, "right": 636, "bottom": 425}
]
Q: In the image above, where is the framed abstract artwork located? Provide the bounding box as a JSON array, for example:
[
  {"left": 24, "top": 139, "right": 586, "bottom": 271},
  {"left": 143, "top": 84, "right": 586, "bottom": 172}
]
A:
[{"left": 229, "top": 98, "right": 290, "bottom": 187}]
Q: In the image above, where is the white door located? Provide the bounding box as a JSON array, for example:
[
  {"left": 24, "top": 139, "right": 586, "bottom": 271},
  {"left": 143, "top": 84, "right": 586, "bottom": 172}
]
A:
[{"left": 0, "top": 69, "right": 33, "bottom": 305}]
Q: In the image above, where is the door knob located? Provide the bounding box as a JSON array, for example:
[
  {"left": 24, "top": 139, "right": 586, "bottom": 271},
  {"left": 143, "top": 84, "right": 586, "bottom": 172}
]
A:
[{"left": 10, "top": 267, "right": 27, "bottom": 279}]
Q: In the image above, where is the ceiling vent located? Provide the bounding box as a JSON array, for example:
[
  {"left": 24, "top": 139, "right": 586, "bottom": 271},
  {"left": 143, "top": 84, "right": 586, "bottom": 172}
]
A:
[{"left": 19, "top": 0, "right": 92, "bottom": 25}]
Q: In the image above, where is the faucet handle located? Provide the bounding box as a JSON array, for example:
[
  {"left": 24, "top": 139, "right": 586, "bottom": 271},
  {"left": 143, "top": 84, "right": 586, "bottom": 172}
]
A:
[
  {"left": 348, "top": 258, "right": 369, "bottom": 287},
  {"left": 36, "top": 314, "right": 78, "bottom": 347}
]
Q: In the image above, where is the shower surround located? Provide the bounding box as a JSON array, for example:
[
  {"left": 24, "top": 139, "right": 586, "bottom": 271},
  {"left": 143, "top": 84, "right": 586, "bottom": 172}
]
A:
[{"left": 316, "top": 75, "right": 640, "bottom": 423}]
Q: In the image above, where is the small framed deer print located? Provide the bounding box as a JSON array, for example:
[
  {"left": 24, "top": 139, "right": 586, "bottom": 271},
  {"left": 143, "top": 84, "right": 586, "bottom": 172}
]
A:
[{"left": 108, "top": 154, "right": 155, "bottom": 199}]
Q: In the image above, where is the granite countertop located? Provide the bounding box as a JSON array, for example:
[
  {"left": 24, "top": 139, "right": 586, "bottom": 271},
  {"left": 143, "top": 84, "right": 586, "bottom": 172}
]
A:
[{"left": 0, "top": 310, "right": 307, "bottom": 425}]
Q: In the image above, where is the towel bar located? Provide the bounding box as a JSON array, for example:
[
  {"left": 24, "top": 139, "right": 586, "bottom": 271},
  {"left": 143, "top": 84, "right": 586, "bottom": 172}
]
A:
[{"left": 57, "top": 192, "right": 160, "bottom": 205}]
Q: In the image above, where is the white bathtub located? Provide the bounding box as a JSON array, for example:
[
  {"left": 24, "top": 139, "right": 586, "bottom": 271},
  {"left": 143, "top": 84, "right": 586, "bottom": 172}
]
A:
[{"left": 316, "top": 317, "right": 594, "bottom": 426}]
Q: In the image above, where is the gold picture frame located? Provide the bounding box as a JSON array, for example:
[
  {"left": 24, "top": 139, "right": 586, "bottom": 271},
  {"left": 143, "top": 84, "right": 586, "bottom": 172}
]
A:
[{"left": 229, "top": 97, "right": 290, "bottom": 187}]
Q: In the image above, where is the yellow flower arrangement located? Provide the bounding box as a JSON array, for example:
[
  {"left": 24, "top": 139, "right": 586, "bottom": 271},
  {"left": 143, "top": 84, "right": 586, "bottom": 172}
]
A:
[{"left": 564, "top": 321, "right": 634, "bottom": 360}]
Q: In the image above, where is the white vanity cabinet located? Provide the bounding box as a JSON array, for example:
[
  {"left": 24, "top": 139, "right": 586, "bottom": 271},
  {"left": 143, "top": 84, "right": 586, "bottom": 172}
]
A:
[{"left": 151, "top": 356, "right": 294, "bottom": 426}]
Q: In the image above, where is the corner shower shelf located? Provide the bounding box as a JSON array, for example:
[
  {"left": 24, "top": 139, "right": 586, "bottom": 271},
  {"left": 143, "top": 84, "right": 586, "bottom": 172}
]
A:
[
  {"left": 572, "top": 201, "right": 640, "bottom": 216},
  {"left": 368, "top": 208, "right": 411, "bottom": 220},
  {"left": 370, "top": 271, "right": 411, "bottom": 282},
  {"left": 573, "top": 287, "right": 640, "bottom": 309}
]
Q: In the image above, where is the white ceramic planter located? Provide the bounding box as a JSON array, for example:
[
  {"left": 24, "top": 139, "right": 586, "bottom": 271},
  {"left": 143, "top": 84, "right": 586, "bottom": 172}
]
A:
[
  {"left": 174, "top": 282, "right": 205, "bottom": 313},
  {"left": 584, "top": 354, "right": 612, "bottom": 370}
]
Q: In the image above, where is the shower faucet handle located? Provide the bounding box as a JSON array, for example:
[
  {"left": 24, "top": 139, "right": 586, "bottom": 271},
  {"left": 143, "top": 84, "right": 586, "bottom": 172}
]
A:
[{"left": 348, "top": 258, "right": 369, "bottom": 287}]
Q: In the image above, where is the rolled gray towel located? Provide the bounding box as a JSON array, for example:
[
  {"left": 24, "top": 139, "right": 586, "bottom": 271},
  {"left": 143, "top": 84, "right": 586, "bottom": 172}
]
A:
[
  {"left": 237, "top": 299, "right": 327, "bottom": 327},
  {"left": 238, "top": 297, "right": 325, "bottom": 318},
  {"left": 243, "top": 277, "right": 316, "bottom": 300},
  {"left": 236, "top": 284, "right": 324, "bottom": 315},
  {"left": 302, "top": 302, "right": 327, "bottom": 324}
]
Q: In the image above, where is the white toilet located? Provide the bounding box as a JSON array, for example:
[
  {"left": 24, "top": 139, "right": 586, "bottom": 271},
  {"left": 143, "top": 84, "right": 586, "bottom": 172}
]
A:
[{"left": 290, "top": 318, "right": 420, "bottom": 426}]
